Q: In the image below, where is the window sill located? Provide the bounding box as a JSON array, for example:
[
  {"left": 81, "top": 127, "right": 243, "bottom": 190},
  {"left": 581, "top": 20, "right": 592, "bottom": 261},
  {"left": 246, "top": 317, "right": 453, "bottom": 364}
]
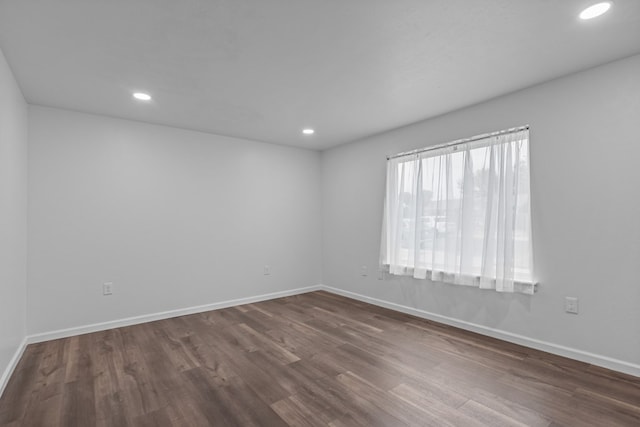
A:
[{"left": 380, "top": 264, "right": 538, "bottom": 295}]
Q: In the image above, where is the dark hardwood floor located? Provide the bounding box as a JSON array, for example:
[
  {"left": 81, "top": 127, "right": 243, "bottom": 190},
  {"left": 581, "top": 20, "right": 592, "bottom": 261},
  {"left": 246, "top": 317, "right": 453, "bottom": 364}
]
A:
[{"left": 1, "top": 291, "right": 639, "bottom": 426}]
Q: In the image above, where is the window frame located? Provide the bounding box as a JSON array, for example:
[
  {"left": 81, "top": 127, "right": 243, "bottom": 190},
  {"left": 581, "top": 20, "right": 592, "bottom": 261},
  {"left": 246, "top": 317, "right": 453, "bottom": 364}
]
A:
[{"left": 380, "top": 126, "right": 537, "bottom": 294}]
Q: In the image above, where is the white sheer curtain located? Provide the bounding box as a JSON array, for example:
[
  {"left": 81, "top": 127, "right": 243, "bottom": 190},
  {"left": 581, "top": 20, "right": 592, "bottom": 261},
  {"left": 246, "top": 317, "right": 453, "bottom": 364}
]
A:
[{"left": 380, "top": 129, "right": 534, "bottom": 294}]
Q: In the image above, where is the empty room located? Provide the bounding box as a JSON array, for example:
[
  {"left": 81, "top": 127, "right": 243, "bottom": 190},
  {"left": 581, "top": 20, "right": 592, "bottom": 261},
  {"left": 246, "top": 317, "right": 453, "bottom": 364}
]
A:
[{"left": 1, "top": 1, "right": 639, "bottom": 426}]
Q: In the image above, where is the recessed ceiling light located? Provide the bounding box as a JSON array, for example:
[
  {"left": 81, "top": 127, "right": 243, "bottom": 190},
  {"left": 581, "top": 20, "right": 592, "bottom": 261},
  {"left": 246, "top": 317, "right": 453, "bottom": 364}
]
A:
[
  {"left": 579, "top": 2, "right": 612, "bottom": 20},
  {"left": 133, "top": 92, "right": 152, "bottom": 101},
  {"left": 302, "top": 128, "right": 315, "bottom": 135}
]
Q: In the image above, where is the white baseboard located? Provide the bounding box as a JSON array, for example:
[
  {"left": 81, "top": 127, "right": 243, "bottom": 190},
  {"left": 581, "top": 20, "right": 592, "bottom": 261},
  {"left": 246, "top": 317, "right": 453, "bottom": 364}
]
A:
[
  {"left": 17, "top": 283, "right": 639, "bottom": 379},
  {"left": 0, "top": 336, "right": 28, "bottom": 398},
  {"left": 320, "top": 285, "right": 640, "bottom": 378},
  {"left": 27, "top": 285, "right": 323, "bottom": 344}
]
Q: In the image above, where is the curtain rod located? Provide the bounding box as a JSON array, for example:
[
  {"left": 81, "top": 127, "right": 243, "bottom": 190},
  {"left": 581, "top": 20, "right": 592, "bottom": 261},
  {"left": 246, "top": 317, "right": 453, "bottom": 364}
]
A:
[{"left": 387, "top": 125, "right": 530, "bottom": 160}]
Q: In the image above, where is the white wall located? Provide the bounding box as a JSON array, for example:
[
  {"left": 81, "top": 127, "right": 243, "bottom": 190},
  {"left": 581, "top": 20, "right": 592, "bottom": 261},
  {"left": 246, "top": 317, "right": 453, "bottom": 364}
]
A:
[
  {"left": 322, "top": 54, "right": 640, "bottom": 370},
  {"left": 0, "top": 48, "right": 28, "bottom": 387},
  {"left": 14, "top": 52, "right": 640, "bottom": 376},
  {"left": 28, "top": 106, "right": 322, "bottom": 334}
]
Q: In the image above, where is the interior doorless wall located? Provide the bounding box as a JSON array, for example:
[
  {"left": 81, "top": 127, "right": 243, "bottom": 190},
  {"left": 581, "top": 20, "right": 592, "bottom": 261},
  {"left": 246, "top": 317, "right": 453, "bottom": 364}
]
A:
[
  {"left": 20, "top": 54, "right": 640, "bottom": 378},
  {"left": 321, "top": 54, "right": 640, "bottom": 373},
  {"left": 27, "top": 106, "right": 322, "bottom": 335},
  {"left": 0, "top": 47, "right": 28, "bottom": 392}
]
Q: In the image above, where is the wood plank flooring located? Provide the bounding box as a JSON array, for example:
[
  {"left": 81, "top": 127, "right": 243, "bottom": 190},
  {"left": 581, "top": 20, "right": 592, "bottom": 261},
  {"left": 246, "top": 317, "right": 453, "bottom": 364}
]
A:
[{"left": 1, "top": 291, "right": 639, "bottom": 426}]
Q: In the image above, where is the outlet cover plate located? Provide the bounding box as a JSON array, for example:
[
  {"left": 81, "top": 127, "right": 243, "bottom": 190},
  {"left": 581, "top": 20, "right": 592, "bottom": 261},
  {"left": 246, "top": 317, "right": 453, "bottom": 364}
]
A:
[
  {"left": 565, "top": 296, "right": 578, "bottom": 314},
  {"left": 103, "top": 282, "right": 113, "bottom": 296}
]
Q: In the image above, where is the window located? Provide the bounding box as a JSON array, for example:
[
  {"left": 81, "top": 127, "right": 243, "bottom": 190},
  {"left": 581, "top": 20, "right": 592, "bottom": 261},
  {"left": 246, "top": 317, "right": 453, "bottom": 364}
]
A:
[{"left": 380, "top": 127, "right": 535, "bottom": 294}]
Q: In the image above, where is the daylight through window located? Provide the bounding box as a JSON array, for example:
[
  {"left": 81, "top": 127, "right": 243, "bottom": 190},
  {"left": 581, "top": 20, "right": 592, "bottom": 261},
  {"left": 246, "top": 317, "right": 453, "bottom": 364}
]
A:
[{"left": 380, "top": 127, "right": 535, "bottom": 294}]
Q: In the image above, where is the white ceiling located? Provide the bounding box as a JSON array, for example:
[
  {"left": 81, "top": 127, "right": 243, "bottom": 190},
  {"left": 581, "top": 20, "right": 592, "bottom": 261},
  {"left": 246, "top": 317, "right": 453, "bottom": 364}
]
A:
[{"left": 0, "top": 1, "right": 639, "bottom": 150}]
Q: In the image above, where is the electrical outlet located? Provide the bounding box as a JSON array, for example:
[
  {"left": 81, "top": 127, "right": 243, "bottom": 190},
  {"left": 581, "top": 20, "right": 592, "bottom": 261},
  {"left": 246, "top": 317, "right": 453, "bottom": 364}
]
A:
[
  {"left": 263, "top": 265, "right": 271, "bottom": 275},
  {"left": 361, "top": 265, "right": 368, "bottom": 276},
  {"left": 565, "top": 296, "right": 578, "bottom": 314},
  {"left": 103, "top": 282, "right": 113, "bottom": 296}
]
